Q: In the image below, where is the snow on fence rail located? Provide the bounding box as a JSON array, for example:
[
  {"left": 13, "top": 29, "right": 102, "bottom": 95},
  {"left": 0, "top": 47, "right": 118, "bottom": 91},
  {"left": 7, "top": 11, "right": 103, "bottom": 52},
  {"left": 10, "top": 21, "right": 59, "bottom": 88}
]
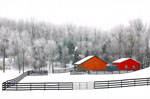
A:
[{"left": 94, "top": 77, "right": 150, "bottom": 89}]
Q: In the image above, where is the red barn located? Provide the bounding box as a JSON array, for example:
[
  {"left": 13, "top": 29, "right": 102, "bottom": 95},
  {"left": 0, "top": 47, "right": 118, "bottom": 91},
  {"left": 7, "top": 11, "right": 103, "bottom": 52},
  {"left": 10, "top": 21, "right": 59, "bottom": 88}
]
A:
[
  {"left": 112, "top": 58, "right": 140, "bottom": 71},
  {"left": 74, "top": 56, "right": 106, "bottom": 71}
]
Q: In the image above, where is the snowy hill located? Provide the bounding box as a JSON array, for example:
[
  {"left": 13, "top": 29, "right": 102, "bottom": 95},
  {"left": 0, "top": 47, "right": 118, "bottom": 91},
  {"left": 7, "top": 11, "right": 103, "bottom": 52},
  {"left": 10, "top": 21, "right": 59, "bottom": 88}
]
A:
[{"left": 0, "top": 67, "right": 150, "bottom": 99}]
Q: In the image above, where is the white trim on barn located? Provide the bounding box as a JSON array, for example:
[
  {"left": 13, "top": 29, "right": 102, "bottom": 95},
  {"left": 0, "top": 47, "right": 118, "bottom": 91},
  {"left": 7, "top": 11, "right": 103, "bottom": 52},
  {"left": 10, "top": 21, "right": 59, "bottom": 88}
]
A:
[{"left": 74, "top": 56, "right": 94, "bottom": 65}]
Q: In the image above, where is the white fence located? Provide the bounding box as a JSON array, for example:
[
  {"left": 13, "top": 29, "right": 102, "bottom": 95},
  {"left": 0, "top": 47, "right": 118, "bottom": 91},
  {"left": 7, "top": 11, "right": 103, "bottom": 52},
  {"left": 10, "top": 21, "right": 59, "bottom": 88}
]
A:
[{"left": 73, "top": 82, "right": 94, "bottom": 90}]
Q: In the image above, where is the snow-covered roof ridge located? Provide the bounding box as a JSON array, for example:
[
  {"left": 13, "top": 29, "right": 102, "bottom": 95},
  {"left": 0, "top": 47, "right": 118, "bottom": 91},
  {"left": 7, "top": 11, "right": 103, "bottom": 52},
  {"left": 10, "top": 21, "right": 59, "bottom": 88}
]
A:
[
  {"left": 74, "top": 56, "right": 94, "bottom": 65},
  {"left": 112, "top": 58, "right": 129, "bottom": 63},
  {"left": 112, "top": 58, "right": 140, "bottom": 63}
]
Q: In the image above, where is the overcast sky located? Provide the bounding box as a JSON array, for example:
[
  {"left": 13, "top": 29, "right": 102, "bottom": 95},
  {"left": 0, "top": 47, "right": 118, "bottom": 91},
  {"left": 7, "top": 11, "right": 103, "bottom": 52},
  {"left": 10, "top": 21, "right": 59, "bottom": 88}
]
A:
[{"left": 0, "top": 0, "right": 150, "bottom": 30}]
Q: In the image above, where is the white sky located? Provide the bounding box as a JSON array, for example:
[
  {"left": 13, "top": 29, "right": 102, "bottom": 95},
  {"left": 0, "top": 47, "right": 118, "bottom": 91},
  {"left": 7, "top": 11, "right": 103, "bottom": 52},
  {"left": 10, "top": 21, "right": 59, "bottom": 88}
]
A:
[{"left": 0, "top": 0, "right": 150, "bottom": 30}]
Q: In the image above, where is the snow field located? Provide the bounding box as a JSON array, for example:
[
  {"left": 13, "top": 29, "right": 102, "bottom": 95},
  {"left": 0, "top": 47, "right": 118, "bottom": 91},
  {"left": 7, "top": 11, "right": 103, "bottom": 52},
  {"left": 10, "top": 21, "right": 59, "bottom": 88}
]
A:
[
  {"left": 20, "top": 67, "right": 150, "bottom": 83},
  {"left": 0, "top": 85, "right": 150, "bottom": 99}
]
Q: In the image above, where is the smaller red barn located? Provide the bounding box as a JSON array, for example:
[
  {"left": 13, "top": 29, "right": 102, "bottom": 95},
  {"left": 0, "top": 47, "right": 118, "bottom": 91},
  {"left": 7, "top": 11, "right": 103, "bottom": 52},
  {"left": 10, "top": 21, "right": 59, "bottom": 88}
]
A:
[
  {"left": 112, "top": 58, "right": 140, "bottom": 71},
  {"left": 74, "top": 56, "right": 106, "bottom": 71}
]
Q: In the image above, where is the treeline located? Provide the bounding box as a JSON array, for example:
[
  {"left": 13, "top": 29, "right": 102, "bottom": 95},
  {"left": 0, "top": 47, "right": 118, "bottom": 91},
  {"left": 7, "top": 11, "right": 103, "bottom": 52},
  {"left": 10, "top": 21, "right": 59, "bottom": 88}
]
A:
[{"left": 0, "top": 18, "right": 150, "bottom": 73}]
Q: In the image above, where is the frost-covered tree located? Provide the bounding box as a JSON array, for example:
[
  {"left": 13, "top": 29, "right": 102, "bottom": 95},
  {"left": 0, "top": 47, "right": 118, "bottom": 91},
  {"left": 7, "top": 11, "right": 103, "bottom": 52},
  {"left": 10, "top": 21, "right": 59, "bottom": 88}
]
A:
[
  {"left": 145, "top": 27, "right": 150, "bottom": 59},
  {"left": 125, "top": 29, "right": 137, "bottom": 58},
  {"left": 129, "top": 19, "right": 146, "bottom": 61},
  {"left": 9, "top": 30, "right": 22, "bottom": 73},
  {"left": 32, "top": 38, "right": 47, "bottom": 70},
  {"left": 45, "top": 40, "right": 57, "bottom": 73},
  {"left": 62, "top": 46, "right": 69, "bottom": 69},
  {"left": 19, "top": 31, "right": 31, "bottom": 73},
  {"left": 0, "top": 17, "right": 150, "bottom": 72},
  {"left": 73, "top": 47, "right": 80, "bottom": 64},
  {"left": 111, "top": 25, "right": 125, "bottom": 58},
  {"left": 0, "top": 27, "right": 10, "bottom": 72}
]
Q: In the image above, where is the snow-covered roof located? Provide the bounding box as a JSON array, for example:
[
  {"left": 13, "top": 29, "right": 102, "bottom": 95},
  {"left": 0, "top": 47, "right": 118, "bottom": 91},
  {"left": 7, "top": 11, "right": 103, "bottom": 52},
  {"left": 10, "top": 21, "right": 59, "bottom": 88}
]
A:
[
  {"left": 112, "top": 58, "right": 129, "bottom": 63},
  {"left": 74, "top": 56, "right": 94, "bottom": 65},
  {"left": 112, "top": 58, "right": 139, "bottom": 63}
]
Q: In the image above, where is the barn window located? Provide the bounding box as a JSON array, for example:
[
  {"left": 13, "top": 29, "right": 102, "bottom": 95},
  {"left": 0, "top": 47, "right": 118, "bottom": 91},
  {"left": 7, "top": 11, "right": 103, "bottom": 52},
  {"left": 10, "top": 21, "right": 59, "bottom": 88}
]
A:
[
  {"left": 133, "top": 66, "right": 135, "bottom": 69},
  {"left": 125, "top": 65, "right": 127, "bottom": 69}
]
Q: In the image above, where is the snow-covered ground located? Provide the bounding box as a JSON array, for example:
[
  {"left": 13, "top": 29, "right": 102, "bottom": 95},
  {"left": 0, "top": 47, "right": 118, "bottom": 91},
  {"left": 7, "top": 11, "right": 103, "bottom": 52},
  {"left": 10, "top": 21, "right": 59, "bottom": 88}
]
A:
[
  {"left": 20, "top": 67, "right": 150, "bottom": 82},
  {"left": 0, "top": 67, "right": 150, "bottom": 99},
  {"left": 0, "top": 86, "right": 150, "bottom": 99}
]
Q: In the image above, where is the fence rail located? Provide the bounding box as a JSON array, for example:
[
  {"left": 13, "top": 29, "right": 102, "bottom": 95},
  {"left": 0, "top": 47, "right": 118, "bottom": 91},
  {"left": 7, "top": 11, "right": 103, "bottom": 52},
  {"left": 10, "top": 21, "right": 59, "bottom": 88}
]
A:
[
  {"left": 53, "top": 67, "right": 74, "bottom": 73},
  {"left": 2, "top": 82, "right": 73, "bottom": 91},
  {"left": 70, "top": 70, "right": 133, "bottom": 75},
  {"left": 28, "top": 70, "right": 48, "bottom": 76},
  {"left": 2, "top": 70, "right": 48, "bottom": 90},
  {"left": 2, "top": 71, "right": 150, "bottom": 91},
  {"left": 3, "top": 77, "right": 150, "bottom": 91},
  {"left": 94, "top": 77, "right": 150, "bottom": 89}
]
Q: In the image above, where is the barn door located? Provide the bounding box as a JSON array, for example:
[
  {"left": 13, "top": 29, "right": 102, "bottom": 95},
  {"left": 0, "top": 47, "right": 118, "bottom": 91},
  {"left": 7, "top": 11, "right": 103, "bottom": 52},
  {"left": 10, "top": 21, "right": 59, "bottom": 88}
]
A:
[{"left": 77, "top": 65, "right": 85, "bottom": 71}]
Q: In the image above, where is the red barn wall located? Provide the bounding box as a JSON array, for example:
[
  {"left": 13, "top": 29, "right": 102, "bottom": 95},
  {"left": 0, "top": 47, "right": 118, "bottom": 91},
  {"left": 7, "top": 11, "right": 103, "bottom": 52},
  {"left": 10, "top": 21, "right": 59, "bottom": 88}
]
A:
[
  {"left": 78, "top": 57, "right": 106, "bottom": 71},
  {"left": 113, "top": 59, "right": 140, "bottom": 71}
]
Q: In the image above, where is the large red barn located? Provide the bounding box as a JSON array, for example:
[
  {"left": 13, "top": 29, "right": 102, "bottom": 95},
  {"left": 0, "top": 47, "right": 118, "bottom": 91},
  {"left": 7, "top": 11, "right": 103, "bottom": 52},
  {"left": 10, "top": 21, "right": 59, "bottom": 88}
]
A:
[
  {"left": 112, "top": 58, "right": 140, "bottom": 71},
  {"left": 74, "top": 56, "right": 106, "bottom": 71}
]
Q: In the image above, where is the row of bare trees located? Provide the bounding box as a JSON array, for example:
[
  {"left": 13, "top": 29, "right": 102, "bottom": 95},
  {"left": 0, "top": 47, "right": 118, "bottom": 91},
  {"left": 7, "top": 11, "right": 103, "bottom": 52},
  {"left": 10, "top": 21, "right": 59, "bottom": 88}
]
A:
[{"left": 0, "top": 18, "right": 150, "bottom": 73}]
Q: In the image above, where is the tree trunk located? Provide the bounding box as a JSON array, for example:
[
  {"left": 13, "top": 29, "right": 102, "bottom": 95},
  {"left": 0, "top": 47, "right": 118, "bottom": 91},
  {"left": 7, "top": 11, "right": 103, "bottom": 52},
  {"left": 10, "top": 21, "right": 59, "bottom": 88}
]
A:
[
  {"left": 22, "top": 52, "right": 25, "bottom": 73},
  {"left": 49, "top": 59, "right": 50, "bottom": 70},
  {"left": 119, "top": 46, "right": 121, "bottom": 58},
  {"left": 48, "top": 56, "right": 51, "bottom": 71},
  {"left": 17, "top": 54, "right": 21, "bottom": 74},
  {"left": 52, "top": 61, "right": 54, "bottom": 73},
  {"left": 33, "top": 61, "right": 36, "bottom": 70},
  {"left": 56, "top": 61, "right": 57, "bottom": 66},
  {"left": 146, "top": 39, "right": 149, "bottom": 58},
  {"left": 3, "top": 48, "right": 5, "bottom": 73},
  {"left": 130, "top": 47, "right": 133, "bottom": 58},
  {"left": 64, "top": 56, "right": 67, "bottom": 71}
]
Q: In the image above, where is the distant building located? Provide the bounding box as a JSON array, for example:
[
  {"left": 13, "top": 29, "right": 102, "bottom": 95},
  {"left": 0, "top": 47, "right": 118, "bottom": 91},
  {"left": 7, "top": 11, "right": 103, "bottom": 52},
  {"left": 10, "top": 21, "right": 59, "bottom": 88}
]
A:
[
  {"left": 74, "top": 56, "right": 106, "bottom": 71},
  {"left": 112, "top": 58, "right": 140, "bottom": 71},
  {"left": 0, "top": 58, "right": 11, "bottom": 70}
]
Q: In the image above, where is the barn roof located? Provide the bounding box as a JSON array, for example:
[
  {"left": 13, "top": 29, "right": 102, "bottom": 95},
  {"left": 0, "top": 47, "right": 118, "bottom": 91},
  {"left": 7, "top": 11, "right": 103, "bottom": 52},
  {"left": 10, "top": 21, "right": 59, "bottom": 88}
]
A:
[
  {"left": 74, "top": 56, "right": 94, "bottom": 65},
  {"left": 112, "top": 58, "right": 140, "bottom": 63}
]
